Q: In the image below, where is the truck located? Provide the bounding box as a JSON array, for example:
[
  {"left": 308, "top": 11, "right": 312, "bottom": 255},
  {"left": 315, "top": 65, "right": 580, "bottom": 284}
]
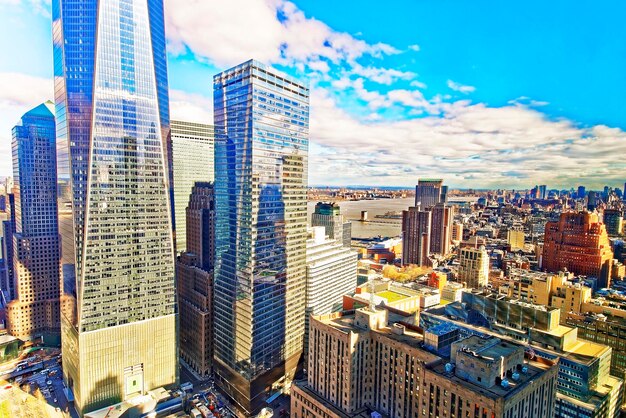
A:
[{"left": 190, "top": 408, "right": 202, "bottom": 418}]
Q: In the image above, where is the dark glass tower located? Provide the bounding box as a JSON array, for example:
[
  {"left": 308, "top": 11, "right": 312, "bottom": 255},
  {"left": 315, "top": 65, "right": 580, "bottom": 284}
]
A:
[
  {"left": 53, "top": 0, "right": 177, "bottom": 413},
  {"left": 213, "top": 60, "right": 309, "bottom": 415}
]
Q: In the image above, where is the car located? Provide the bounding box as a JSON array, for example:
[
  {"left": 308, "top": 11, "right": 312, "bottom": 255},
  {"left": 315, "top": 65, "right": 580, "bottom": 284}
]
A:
[{"left": 54, "top": 398, "right": 58, "bottom": 403}]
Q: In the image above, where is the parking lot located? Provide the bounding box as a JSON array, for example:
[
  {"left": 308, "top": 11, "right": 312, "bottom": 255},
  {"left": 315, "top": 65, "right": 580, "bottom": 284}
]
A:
[{"left": 4, "top": 349, "right": 75, "bottom": 418}]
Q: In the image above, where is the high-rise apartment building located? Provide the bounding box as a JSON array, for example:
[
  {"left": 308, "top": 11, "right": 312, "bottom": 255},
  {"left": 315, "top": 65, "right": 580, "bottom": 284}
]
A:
[
  {"left": 415, "top": 178, "right": 443, "bottom": 209},
  {"left": 53, "top": 0, "right": 178, "bottom": 413},
  {"left": 311, "top": 202, "right": 351, "bottom": 247},
  {"left": 6, "top": 102, "right": 61, "bottom": 342},
  {"left": 292, "top": 307, "right": 558, "bottom": 418},
  {"left": 213, "top": 60, "right": 309, "bottom": 415},
  {"left": 402, "top": 206, "right": 431, "bottom": 266},
  {"left": 543, "top": 212, "right": 613, "bottom": 288},
  {"left": 428, "top": 203, "right": 453, "bottom": 255},
  {"left": 539, "top": 184, "right": 547, "bottom": 199},
  {"left": 177, "top": 182, "right": 215, "bottom": 378},
  {"left": 304, "top": 227, "right": 357, "bottom": 353},
  {"left": 458, "top": 246, "right": 490, "bottom": 289},
  {"left": 603, "top": 209, "right": 623, "bottom": 236},
  {"left": 172, "top": 121, "right": 214, "bottom": 254}
]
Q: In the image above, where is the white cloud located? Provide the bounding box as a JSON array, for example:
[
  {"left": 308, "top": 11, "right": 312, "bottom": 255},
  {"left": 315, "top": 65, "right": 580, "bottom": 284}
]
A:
[
  {"left": 0, "top": 0, "right": 51, "bottom": 17},
  {"left": 351, "top": 64, "right": 416, "bottom": 85},
  {"left": 447, "top": 79, "right": 476, "bottom": 94},
  {"left": 408, "top": 44, "right": 421, "bottom": 52},
  {"left": 170, "top": 90, "right": 213, "bottom": 124},
  {"left": 0, "top": 72, "right": 53, "bottom": 175},
  {"left": 164, "top": 0, "right": 397, "bottom": 69},
  {"left": 309, "top": 88, "right": 626, "bottom": 188}
]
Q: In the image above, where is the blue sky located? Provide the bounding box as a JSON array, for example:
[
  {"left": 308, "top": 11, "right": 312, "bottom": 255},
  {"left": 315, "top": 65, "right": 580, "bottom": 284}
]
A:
[{"left": 0, "top": 0, "right": 625, "bottom": 189}]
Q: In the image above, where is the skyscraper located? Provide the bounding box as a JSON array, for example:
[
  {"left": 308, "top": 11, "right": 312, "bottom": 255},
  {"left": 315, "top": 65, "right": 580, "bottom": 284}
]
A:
[
  {"left": 428, "top": 203, "right": 453, "bottom": 255},
  {"left": 172, "top": 121, "right": 214, "bottom": 254},
  {"left": 213, "top": 60, "right": 309, "bottom": 414},
  {"left": 402, "top": 206, "right": 431, "bottom": 266},
  {"left": 6, "top": 102, "right": 61, "bottom": 342},
  {"left": 539, "top": 184, "right": 547, "bottom": 200},
  {"left": 53, "top": 0, "right": 177, "bottom": 413},
  {"left": 543, "top": 212, "right": 613, "bottom": 288},
  {"left": 177, "top": 182, "right": 216, "bottom": 378},
  {"left": 311, "top": 202, "right": 351, "bottom": 247},
  {"left": 415, "top": 178, "right": 443, "bottom": 209}
]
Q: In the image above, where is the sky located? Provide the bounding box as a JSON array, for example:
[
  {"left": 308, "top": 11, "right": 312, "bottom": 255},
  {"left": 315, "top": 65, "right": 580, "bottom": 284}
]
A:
[{"left": 0, "top": 0, "right": 625, "bottom": 189}]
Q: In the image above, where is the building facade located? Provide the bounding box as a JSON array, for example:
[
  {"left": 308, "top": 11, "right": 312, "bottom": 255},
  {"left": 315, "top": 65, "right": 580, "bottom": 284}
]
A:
[
  {"left": 311, "top": 202, "right": 351, "bottom": 247},
  {"left": 177, "top": 252, "right": 213, "bottom": 378},
  {"left": 213, "top": 60, "right": 309, "bottom": 415},
  {"left": 171, "top": 121, "right": 214, "bottom": 254},
  {"left": 2, "top": 193, "right": 15, "bottom": 300},
  {"left": 543, "top": 212, "right": 613, "bottom": 288},
  {"left": 602, "top": 209, "right": 623, "bottom": 236},
  {"left": 458, "top": 246, "right": 490, "bottom": 289},
  {"left": 304, "top": 227, "right": 357, "bottom": 354},
  {"left": 178, "top": 182, "right": 215, "bottom": 378},
  {"left": 415, "top": 179, "right": 444, "bottom": 209},
  {"left": 421, "top": 299, "right": 624, "bottom": 418},
  {"left": 53, "top": 0, "right": 178, "bottom": 413},
  {"left": 293, "top": 307, "right": 558, "bottom": 418},
  {"left": 429, "top": 203, "right": 453, "bottom": 255},
  {"left": 402, "top": 206, "right": 431, "bottom": 266},
  {"left": 507, "top": 226, "right": 525, "bottom": 251},
  {"left": 6, "top": 102, "right": 61, "bottom": 343},
  {"left": 185, "top": 182, "right": 215, "bottom": 272}
]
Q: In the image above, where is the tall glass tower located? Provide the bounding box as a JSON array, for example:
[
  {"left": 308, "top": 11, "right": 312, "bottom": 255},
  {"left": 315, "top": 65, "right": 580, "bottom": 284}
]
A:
[
  {"left": 7, "top": 102, "right": 61, "bottom": 343},
  {"left": 213, "top": 60, "right": 309, "bottom": 415},
  {"left": 52, "top": 0, "right": 177, "bottom": 413}
]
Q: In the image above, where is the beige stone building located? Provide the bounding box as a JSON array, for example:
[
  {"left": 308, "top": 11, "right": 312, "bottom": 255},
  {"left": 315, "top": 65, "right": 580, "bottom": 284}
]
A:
[
  {"left": 458, "top": 246, "right": 489, "bottom": 289},
  {"left": 292, "top": 307, "right": 558, "bottom": 418}
]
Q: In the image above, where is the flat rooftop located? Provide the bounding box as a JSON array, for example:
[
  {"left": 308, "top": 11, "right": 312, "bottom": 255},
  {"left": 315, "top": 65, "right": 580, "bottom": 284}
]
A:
[
  {"left": 421, "top": 309, "right": 606, "bottom": 366},
  {"left": 429, "top": 345, "right": 552, "bottom": 400}
]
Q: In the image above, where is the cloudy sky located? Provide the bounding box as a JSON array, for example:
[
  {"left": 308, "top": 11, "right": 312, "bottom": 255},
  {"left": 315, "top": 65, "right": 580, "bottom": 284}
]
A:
[{"left": 0, "top": 0, "right": 625, "bottom": 189}]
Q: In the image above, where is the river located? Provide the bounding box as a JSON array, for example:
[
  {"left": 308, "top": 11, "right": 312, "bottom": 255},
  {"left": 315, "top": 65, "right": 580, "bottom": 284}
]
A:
[{"left": 307, "top": 197, "right": 415, "bottom": 239}]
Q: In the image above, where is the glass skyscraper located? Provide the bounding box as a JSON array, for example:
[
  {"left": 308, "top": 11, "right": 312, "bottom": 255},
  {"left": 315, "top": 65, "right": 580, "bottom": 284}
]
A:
[
  {"left": 7, "top": 102, "right": 61, "bottom": 343},
  {"left": 171, "top": 120, "right": 214, "bottom": 254},
  {"left": 213, "top": 60, "right": 309, "bottom": 414},
  {"left": 53, "top": 0, "right": 177, "bottom": 413}
]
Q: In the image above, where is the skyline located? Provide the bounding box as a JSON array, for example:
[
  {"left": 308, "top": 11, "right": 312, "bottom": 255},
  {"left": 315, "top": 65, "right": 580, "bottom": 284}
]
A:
[{"left": 1, "top": 0, "right": 626, "bottom": 188}]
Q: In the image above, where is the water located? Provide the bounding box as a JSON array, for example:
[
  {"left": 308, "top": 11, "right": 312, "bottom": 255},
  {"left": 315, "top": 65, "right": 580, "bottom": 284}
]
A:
[{"left": 307, "top": 197, "right": 415, "bottom": 239}]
